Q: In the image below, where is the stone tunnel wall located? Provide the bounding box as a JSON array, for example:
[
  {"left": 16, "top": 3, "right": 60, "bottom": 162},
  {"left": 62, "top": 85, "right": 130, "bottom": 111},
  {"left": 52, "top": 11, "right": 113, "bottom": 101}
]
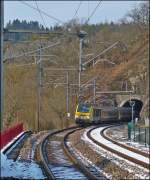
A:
[{"left": 116, "top": 94, "right": 149, "bottom": 125}]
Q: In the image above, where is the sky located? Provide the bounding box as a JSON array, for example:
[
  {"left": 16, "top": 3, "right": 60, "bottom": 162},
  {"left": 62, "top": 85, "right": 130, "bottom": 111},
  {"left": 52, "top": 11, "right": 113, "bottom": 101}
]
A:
[{"left": 4, "top": 1, "right": 143, "bottom": 28}]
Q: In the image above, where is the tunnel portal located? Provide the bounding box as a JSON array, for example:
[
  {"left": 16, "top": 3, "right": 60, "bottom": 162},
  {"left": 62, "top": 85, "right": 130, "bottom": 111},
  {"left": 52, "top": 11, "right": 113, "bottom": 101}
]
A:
[{"left": 121, "top": 99, "right": 143, "bottom": 118}]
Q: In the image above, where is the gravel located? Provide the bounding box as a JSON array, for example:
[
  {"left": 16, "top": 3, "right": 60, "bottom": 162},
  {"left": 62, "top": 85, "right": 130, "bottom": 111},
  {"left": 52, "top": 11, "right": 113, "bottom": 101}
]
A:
[{"left": 67, "top": 127, "right": 149, "bottom": 179}]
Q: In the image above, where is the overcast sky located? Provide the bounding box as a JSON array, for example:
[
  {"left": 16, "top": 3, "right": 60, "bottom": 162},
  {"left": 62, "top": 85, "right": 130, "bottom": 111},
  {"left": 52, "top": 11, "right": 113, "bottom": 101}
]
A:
[{"left": 4, "top": 1, "right": 143, "bottom": 27}]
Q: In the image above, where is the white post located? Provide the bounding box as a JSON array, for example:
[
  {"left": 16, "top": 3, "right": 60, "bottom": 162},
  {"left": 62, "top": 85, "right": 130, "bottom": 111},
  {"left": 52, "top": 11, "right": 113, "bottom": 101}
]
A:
[
  {"left": 130, "top": 100, "right": 135, "bottom": 140},
  {"left": 132, "top": 105, "right": 134, "bottom": 123}
]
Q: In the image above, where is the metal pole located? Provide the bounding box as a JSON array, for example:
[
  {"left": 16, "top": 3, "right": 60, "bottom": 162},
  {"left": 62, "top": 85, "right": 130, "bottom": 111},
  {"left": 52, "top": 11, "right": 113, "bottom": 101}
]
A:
[
  {"left": 37, "top": 46, "right": 42, "bottom": 131},
  {"left": 131, "top": 102, "right": 135, "bottom": 141},
  {"left": 93, "top": 79, "right": 96, "bottom": 104},
  {"left": 66, "top": 72, "right": 69, "bottom": 127},
  {"left": 126, "top": 81, "right": 128, "bottom": 91},
  {"left": 0, "top": 1, "right": 4, "bottom": 130},
  {"left": 134, "top": 124, "right": 135, "bottom": 141},
  {"left": 139, "top": 127, "right": 140, "bottom": 142},
  {"left": 132, "top": 105, "right": 134, "bottom": 123},
  {"left": 79, "top": 38, "right": 83, "bottom": 98},
  {"left": 145, "top": 128, "right": 146, "bottom": 146},
  {"left": 66, "top": 72, "right": 69, "bottom": 114}
]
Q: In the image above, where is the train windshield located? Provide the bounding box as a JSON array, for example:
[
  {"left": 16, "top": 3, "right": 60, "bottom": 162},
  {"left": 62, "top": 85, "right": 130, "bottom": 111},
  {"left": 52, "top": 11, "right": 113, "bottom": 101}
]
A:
[{"left": 77, "top": 104, "right": 91, "bottom": 113}]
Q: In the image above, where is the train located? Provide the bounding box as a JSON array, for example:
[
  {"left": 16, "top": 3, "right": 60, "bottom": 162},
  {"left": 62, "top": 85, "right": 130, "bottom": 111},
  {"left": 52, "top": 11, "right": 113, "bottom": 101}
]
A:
[{"left": 75, "top": 103, "right": 134, "bottom": 125}]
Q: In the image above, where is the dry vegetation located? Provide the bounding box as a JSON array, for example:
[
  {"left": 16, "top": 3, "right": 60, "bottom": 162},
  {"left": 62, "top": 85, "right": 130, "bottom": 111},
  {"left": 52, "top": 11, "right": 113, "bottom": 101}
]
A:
[{"left": 3, "top": 2, "right": 149, "bottom": 131}]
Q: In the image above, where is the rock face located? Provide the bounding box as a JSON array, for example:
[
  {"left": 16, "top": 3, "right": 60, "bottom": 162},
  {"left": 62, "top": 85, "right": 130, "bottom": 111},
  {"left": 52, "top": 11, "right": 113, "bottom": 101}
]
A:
[
  {"left": 116, "top": 73, "right": 149, "bottom": 124},
  {"left": 139, "top": 76, "right": 149, "bottom": 120},
  {"left": 140, "top": 98, "right": 149, "bottom": 119}
]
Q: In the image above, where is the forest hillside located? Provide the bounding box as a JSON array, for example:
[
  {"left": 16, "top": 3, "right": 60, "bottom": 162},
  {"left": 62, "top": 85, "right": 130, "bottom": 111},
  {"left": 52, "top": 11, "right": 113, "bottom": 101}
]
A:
[{"left": 4, "top": 2, "right": 149, "bottom": 131}]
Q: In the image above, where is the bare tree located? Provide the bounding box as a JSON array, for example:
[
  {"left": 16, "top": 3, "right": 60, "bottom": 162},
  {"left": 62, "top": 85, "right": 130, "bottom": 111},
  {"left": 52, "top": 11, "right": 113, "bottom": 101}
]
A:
[{"left": 127, "top": 1, "right": 149, "bottom": 25}]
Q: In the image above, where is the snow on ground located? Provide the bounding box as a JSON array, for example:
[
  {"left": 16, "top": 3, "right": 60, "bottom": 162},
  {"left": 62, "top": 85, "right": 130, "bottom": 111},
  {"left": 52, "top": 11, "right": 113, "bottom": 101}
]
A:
[
  {"left": 91, "top": 126, "right": 149, "bottom": 164},
  {"left": 1, "top": 152, "right": 45, "bottom": 179},
  {"left": 105, "top": 126, "right": 149, "bottom": 152},
  {"left": 1, "top": 132, "right": 46, "bottom": 179},
  {"left": 81, "top": 128, "right": 150, "bottom": 179},
  {"left": 123, "top": 140, "right": 149, "bottom": 151}
]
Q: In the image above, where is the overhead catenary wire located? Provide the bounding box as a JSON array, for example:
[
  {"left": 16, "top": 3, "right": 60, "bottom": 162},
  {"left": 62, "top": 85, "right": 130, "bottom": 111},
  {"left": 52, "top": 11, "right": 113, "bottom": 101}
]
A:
[
  {"left": 4, "top": 41, "right": 60, "bottom": 61},
  {"left": 72, "top": 1, "right": 82, "bottom": 20},
  {"left": 6, "top": 62, "right": 37, "bottom": 68},
  {"left": 34, "top": 0, "right": 47, "bottom": 29},
  {"left": 85, "top": 1, "right": 102, "bottom": 24},
  {"left": 20, "top": 1, "right": 64, "bottom": 24},
  {"left": 82, "top": 41, "right": 119, "bottom": 66}
]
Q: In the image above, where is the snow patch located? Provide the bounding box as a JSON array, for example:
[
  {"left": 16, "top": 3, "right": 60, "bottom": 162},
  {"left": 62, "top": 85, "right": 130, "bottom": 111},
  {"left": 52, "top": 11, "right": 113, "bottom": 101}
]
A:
[
  {"left": 105, "top": 127, "right": 150, "bottom": 152},
  {"left": 1, "top": 152, "right": 45, "bottom": 179},
  {"left": 91, "top": 127, "right": 149, "bottom": 164},
  {"left": 81, "top": 128, "right": 149, "bottom": 179}
]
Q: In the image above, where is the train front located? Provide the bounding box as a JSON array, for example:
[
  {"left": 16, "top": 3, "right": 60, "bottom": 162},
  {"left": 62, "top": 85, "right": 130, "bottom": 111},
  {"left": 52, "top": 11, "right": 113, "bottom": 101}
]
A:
[{"left": 75, "top": 103, "right": 92, "bottom": 125}]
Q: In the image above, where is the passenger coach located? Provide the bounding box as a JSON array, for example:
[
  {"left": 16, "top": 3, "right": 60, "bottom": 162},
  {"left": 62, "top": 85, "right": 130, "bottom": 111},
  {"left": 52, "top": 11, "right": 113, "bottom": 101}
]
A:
[{"left": 75, "top": 103, "right": 133, "bottom": 125}]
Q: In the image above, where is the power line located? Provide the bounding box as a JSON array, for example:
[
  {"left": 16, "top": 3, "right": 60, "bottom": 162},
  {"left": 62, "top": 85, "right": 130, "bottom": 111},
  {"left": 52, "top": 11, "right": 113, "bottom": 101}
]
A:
[
  {"left": 4, "top": 28, "right": 64, "bottom": 35},
  {"left": 44, "top": 67, "right": 77, "bottom": 71},
  {"left": 96, "top": 91, "right": 134, "bottom": 94},
  {"left": 6, "top": 62, "right": 37, "bottom": 68},
  {"left": 34, "top": 0, "right": 47, "bottom": 29},
  {"left": 82, "top": 41, "right": 119, "bottom": 66},
  {"left": 85, "top": 1, "right": 102, "bottom": 24},
  {"left": 72, "top": 1, "right": 82, "bottom": 20},
  {"left": 4, "top": 41, "right": 60, "bottom": 61},
  {"left": 20, "top": 1, "right": 64, "bottom": 24}
]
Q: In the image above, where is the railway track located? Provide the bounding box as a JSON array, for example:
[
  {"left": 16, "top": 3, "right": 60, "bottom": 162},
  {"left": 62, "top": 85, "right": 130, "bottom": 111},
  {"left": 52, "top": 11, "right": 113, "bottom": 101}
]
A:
[
  {"left": 87, "top": 125, "right": 150, "bottom": 169},
  {"left": 102, "top": 125, "right": 149, "bottom": 158},
  {"left": 63, "top": 128, "right": 105, "bottom": 180},
  {"left": 40, "top": 126, "right": 100, "bottom": 179}
]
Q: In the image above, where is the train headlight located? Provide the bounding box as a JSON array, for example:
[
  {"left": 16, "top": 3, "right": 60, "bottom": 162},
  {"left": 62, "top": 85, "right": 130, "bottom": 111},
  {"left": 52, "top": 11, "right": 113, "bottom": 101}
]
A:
[
  {"left": 80, "top": 116, "right": 90, "bottom": 119},
  {"left": 75, "top": 115, "right": 79, "bottom": 119}
]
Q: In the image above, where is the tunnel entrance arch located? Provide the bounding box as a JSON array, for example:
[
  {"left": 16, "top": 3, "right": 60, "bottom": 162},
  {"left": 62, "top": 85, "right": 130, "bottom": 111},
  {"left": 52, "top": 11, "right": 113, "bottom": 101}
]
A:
[{"left": 120, "top": 98, "right": 143, "bottom": 118}]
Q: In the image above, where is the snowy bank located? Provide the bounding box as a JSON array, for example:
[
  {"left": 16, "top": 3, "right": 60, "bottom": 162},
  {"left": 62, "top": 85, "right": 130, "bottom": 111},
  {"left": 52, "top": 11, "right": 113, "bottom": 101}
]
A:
[{"left": 1, "top": 152, "right": 45, "bottom": 179}]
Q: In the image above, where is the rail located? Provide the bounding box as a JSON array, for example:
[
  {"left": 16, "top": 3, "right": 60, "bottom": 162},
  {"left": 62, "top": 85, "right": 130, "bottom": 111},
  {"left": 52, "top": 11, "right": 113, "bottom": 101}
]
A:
[
  {"left": 40, "top": 126, "right": 78, "bottom": 179},
  {"left": 63, "top": 128, "right": 98, "bottom": 179},
  {"left": 102, "top": 126, "right": 149, "bottom": 157},
  {"left": 87, "top": 125, "right": 149, "bottom": 169}
]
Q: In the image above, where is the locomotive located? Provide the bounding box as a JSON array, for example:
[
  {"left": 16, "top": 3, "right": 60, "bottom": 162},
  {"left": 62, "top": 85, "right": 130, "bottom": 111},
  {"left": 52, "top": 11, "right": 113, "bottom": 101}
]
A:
[{"left": 75, "top": 103, "right": 133, "bottom": 125}]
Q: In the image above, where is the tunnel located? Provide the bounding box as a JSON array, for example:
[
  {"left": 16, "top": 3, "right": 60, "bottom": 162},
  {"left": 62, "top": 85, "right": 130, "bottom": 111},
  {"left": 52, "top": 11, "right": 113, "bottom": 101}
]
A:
[{"left": 121, "top": 99, "right": 143, "bottom": 118}]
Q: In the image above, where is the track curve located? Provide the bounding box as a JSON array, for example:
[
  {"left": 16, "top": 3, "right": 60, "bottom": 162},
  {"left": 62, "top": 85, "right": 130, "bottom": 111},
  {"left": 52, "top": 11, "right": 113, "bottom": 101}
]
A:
[
  {"left": 87, "top": 125, "right": 149, "bottom": 169},
  {"left": 40, "top": 126, "right": 98, "bottom": 179},
  {"left": 63, "top": 128, "right": 103, "bottom": 180},
  {"left": 102, "top": 125, "right": 149, "bottom": 158}
]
